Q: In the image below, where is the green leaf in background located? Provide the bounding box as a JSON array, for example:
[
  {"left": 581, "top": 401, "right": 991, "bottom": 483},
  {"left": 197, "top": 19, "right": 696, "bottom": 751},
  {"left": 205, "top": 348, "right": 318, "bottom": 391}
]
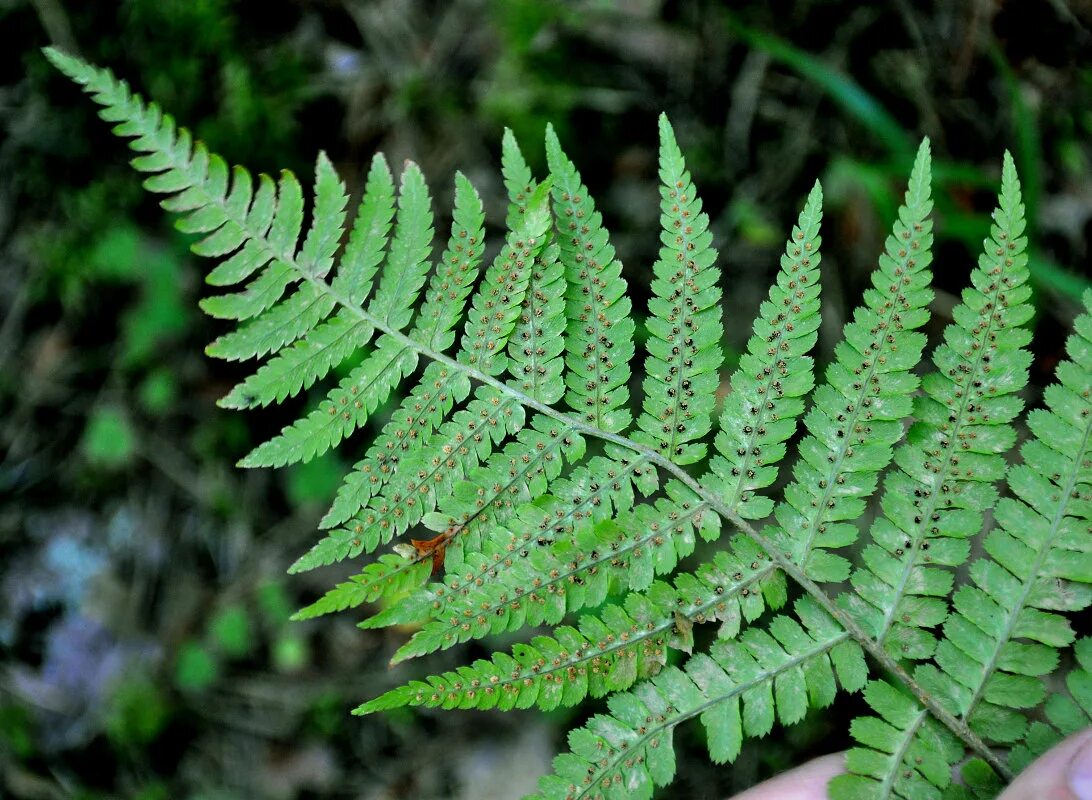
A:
[
  {"left": 208, "top": 604, "right": 252, "bottom": 658},
  {"left": 272, "top": 634, "right": 308, "bottom": 673},
  {"left": 81, "top": 406, "right": 137, "bottom": 468},
  {"left": 283, "top": 451, "right": 345, "bottom": 508},
  {"left": 174, "top": 641, "right": 219, "bottom": 693},
  {"left": 0, "top": 704, "right": 35, "bottom": 760},
  {"left": 104, "top": 674, "right": 171, "bottom": 748},
  {"left": 138, "top": 369, "right": 178, "bottom": 414},
  {"left": 725, "top": 16, "right": 913, "bottom": 155}
]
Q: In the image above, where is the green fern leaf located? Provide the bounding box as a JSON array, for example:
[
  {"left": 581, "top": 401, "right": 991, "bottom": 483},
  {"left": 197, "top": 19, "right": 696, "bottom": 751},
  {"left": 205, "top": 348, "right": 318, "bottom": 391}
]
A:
[
  {"left": 915, "top": 285, "right": 1092, "bottom": 743},
  {"left": 51, "top": 47, "right": 1092, "bottom": 800},
  {"left": 840, "top": 150, "right": 1035, "bottom": 663},
  {"left": 707, "top": 180, "right": 823, "bottom": 518},
  {"left": 546, "top": 125, "right": 634, "bottom": 432},
  {"left": 634, "top": 114, "right": 724, "bottom": 464},
  {"left": 770, "top": 138, "right": 935, "bottom": 583},
  {"left": 289, "top": 387, "right": 524, "bottom": 572},
  {"left": 298, "top": 151, "right": 350, "bottom": 276},
  {"left": 237, "top": 163, "right": 436, "bottom": 467},
  {"left": 358, "top": 451, "right": 660, "bottom": 635},
  {"left": 330, "top": 152, "right": 397, "bottom": 305},
  {"left": 528, "top": 598, "right": 864, "bottom": 800}
]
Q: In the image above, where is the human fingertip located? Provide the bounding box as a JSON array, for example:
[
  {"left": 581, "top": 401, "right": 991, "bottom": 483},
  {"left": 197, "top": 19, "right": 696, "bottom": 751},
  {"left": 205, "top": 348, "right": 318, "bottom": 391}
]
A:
[{"left": 1068, "top": 734, "right": 1092, "bottom": 800}]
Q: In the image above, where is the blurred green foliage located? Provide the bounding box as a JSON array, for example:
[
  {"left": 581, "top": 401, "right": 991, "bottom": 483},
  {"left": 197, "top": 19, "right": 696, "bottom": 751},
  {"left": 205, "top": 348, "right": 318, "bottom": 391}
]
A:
[{"left": 2, "top": 0, "right": 1090, "bottom": 798}]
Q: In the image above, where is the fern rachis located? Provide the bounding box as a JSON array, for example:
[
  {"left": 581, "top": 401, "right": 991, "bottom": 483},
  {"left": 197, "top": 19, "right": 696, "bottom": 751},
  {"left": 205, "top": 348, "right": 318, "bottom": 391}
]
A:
[{"left": 46, "top": 47, "right": 1092, "bottom": 800}]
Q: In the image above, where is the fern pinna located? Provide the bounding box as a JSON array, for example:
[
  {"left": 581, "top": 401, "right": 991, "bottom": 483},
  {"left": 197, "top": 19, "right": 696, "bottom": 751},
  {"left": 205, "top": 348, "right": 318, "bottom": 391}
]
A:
[{"left": 47, "top": 48, "right": 1092, "bottom": 800}]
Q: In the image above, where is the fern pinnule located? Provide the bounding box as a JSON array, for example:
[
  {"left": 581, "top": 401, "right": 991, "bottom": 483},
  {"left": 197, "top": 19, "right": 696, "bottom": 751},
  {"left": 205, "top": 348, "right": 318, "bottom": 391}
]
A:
[
  {"left": 331, "top": 153, "right": 397, "bottom": 305},
  {"left": 502, "top": 134, "right": 568, "bottom": 404},
  {"left": 633, "top": 114, "right": 723, "bottom": 465},
  {"left": 770, "top": 138, "right": 934, "bottom": 584}
]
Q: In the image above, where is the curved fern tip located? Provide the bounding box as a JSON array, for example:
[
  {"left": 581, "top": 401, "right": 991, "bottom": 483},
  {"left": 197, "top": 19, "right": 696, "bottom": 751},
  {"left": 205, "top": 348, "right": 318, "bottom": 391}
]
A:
[
  {"left": 42, "top": 45, "right": 76, "bottom": 71},
  {"left": 353, "top": 687, "right": 410, "bottom": 715}
]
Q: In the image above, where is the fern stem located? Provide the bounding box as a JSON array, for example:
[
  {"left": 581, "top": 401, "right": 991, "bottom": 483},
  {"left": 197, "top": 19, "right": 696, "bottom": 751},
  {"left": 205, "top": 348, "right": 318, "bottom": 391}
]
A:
[{"left": 879, "top": 709, "right": 929, "bottom": 798}]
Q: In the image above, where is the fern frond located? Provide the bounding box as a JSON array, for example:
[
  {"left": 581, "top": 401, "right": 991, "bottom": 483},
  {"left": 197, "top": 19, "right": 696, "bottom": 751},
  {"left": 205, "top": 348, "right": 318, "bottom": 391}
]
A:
[
  {"left": 634, "top": 115, "right": 724, "bottom": 464},
  {"left": 840, "top": 151, "right": 1035, "bottom": 663},
  {"left": 370, "top": 533, "right": 783, "bottom": 700},
  {"left": 546, "top": 125, "right": 634, "bottom": 432},
  {"left": 236, "top": 163, "right": 436, "bottom": 468},
  {"left": 289, "top": 387, "right": 525, "bottom": 572},
  {"left": 244, "top": 171, "right": 536, "bottom": 473},
  {"left": 1007, "top": 637, "right": 1092, "bottom": 772},
  {"left": 205, "top": 279, "right": 335, "bottom": 361},
  {"left": 914, "top": 285, "right": 1092, "bottom": 744},
  {"left": 707, "top": 181, "right": 823, "bottom": 517},
  {"left": 770, "top": 139, "right": 935, "bottom": 583},
  {"left": 830, "top": 681, "right": 963, "bottom": 800},
  {"left": 331, "top": 153, "right": 398, "bottom": 305},
  {"left": 527, "top": 598, "right": 865, "bottom": 800},
  {"left": 53, "top": 47, "right": 1092, "bottom": 800},
  {"left": 292, "top": 176, "right": 490, "bottom": 534},
  {"left": 360, "top": 162, "right": 436, "bottom": 330},
  {"left": 291, "top": 553, "right": 433, "bottom": 621}
]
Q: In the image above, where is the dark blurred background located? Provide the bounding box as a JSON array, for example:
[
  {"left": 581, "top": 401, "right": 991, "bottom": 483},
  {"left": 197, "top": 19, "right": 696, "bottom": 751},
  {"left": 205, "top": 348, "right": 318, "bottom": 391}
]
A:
[{"left": 1, "top": 1, "right": 1090, "bottom": 798}]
